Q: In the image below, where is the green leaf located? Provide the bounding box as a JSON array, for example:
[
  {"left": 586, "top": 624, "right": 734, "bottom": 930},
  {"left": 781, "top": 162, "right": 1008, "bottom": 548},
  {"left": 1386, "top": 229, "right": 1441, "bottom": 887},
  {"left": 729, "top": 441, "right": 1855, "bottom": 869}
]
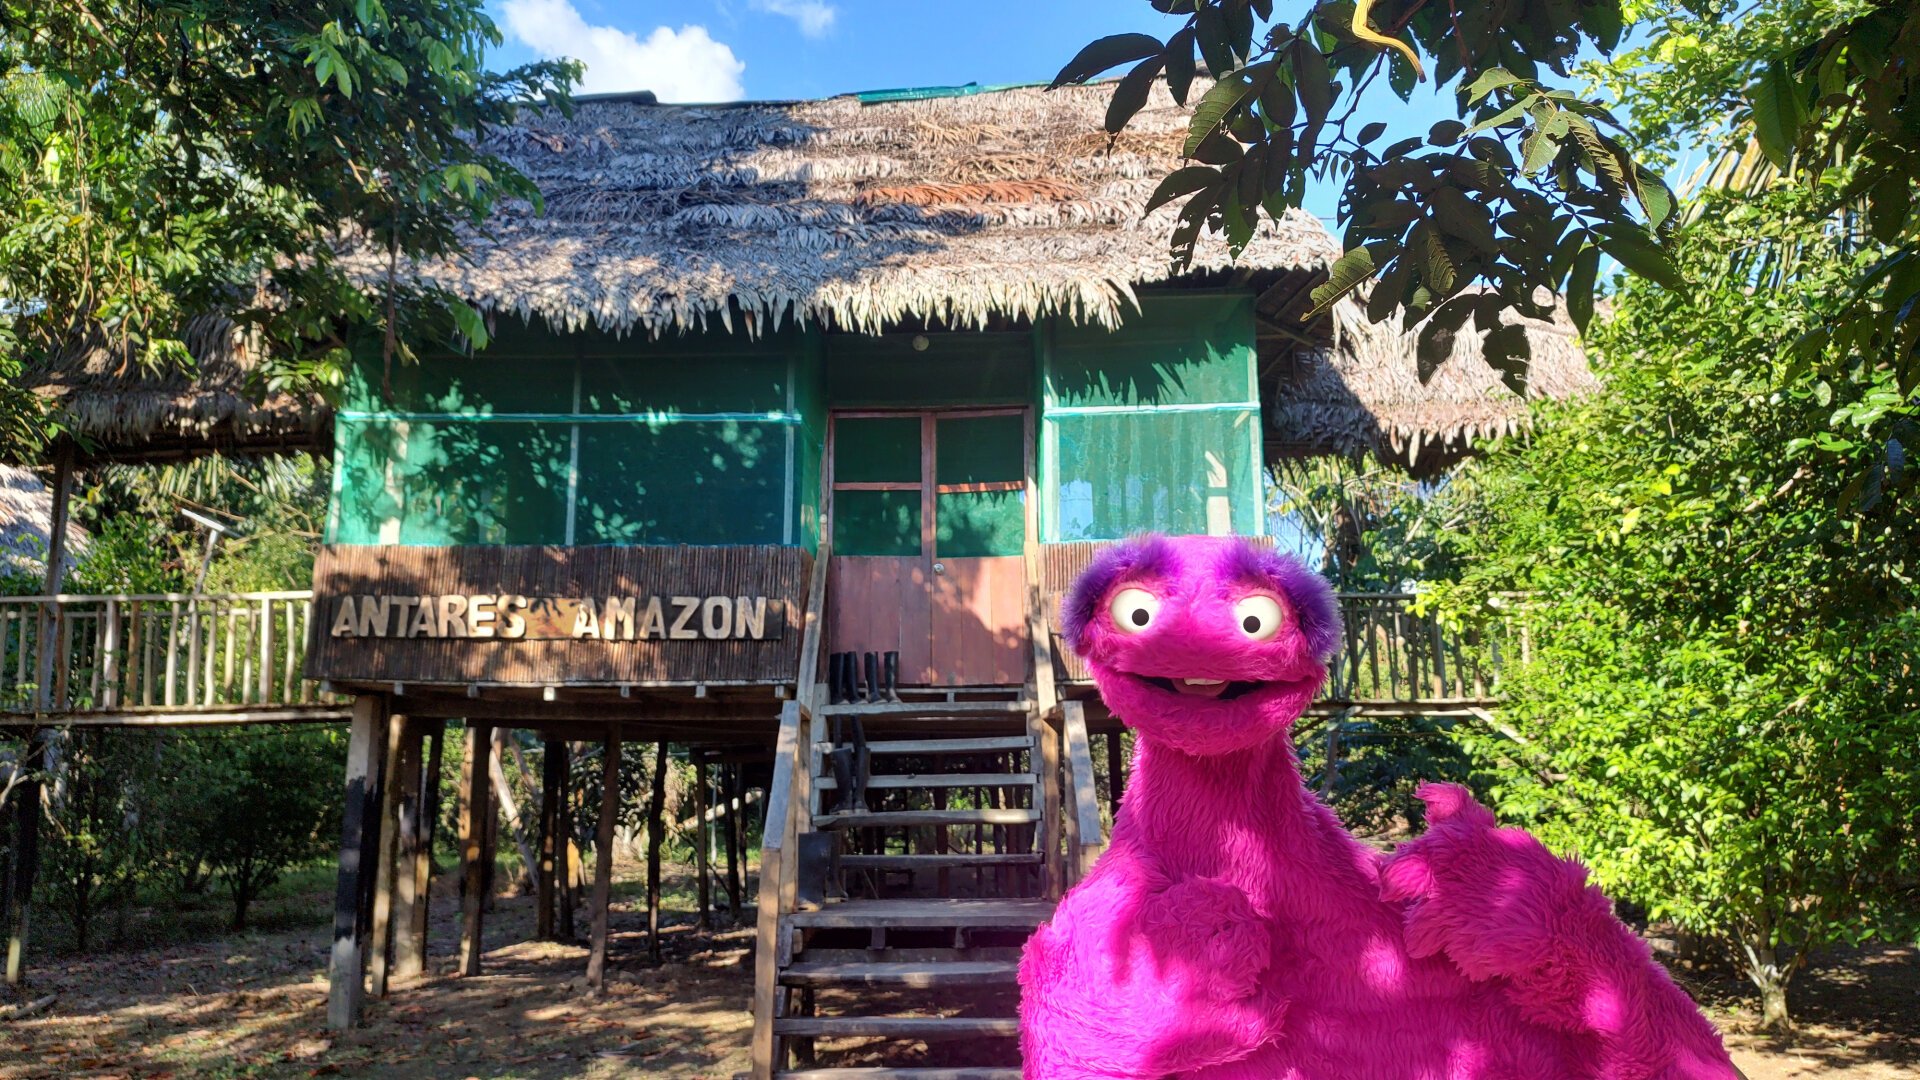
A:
[
  {"left": 1196, "top": 5, "right": 1236, "bottom": 77},
  {"left": 1463, "top": 67, "right": 1522, "bottom": 104},
  {"left": 1482, "top": 323, "right": 1532, "bottom": 393},
  {"left": 1415, "top": 221, "right": 1457, "bottom": 292},
  {"left": 1053, "top": 33, "right": 1165, "bottom": 88},
  {"left": 1106, "top": 56, "right": 1166, "bottom": 134},
  {"left": 1165, "top": 27, "right": 1198, "bottom": 104},
  {"left": 1566, "top": 242, "right": 1600, "bottom": 333},
  {"left": 1292, "top": 40, "right": 1333, "bottom": 128},
  {"left": 1631, "top": 166, "right": 1674, "bottom": 230},
  {"left": 1750, "top": 61, "right": 1807, "bottom": 170},
  {"left": 1432, "top": 186, "right": 1499, "bottom": 255},
  {"left": 1595, "top": 224, "right": 1684, "bottom": 289},
  {"left": 1520, "top": 125, "right": 1556, "bottom": 173},
  {"left": 1417, "top": 293, "right": 1476, "bottom": 382},
  {"left": 1368, "top": 254, "right": 1411, "bottom": 322},
  {"left": 1428, "top": 119, "right": 1466, "bottom": 146},
  {"left": 1358, "top": 121, "right": 1388, "bottom": 145},
  {"left": 1145, "top": 165, "right": 1222, "bottom": 215},
  {"left": 1866, "top": 171, "right": 1910, "bottom": 245},
  {"left": 1308, "top": 245, "right": 1377, "bottom": 317},
  {"left": 1184, "top": 62, "right": 1269, "bottom": 157}
]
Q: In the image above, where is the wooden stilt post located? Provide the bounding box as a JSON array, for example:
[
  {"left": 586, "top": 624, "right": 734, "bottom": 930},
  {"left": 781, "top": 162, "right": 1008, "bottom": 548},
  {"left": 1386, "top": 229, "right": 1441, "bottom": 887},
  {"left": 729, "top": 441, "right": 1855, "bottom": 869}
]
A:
[
  {"left": 693, "top": 756, "right": 711, "bottom": 930},
  {"left": 459, "top": 721, "right": 494, "bottom": 977},
  {"left": 1106, "top": 730, "right": 1127, "bottom": 815},
  {"left": 537, "top": 737, "right": 562, "bottom": 940},
  {"left": 327, "top": 694, "right": 387, "bottom": 1029},
  {"left": 399, "top": 714, "right": 439, "bottom": 976},
  {"left": 559, "top": 742, "right": 577, "bottom": 940},
  {"left": 646, "top": 740, "right": 668, "bottom": 962},
  {"left": 391, "top": 719, "right": 427, "bottom": 980},
  {"left": 4, "top": 728, "right": 45, "bottom": 988},
  {"left": 480, "top": 747, "right": 499, "bottom": 912},
  {"left": 725, "top": 765, "right": 745, "bottom": 924},
  {"left": 586, "top": 724, "right": 623, "bottom": 991},
  {"left": 369, "top": 710, "right": 408, "bottom": 996}
]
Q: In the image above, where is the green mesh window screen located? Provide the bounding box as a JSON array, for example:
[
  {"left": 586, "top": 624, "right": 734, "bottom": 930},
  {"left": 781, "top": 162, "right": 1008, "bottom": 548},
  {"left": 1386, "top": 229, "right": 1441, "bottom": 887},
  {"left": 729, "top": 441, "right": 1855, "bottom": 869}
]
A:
[
  {"left": 834, "top": 416, "right": 920, "bottom": 483},
  {"left": 1048, "top": 409, "right": 1258, "bottom": 540},
  {"left": 833, "top": 491, "right": 922, "bottom": 556},
  {"left": 934, "top": 414, "right": 1026, "bottom": 557},
  {"left": 574, "top": 421, "right": 786, "bottom": 544},
  {"left": 329, "top": 326, "right": 813, "bottom": 547},
  {"left": 332, "top": 418, "right": 572, "bottom": 544},
  {"left": 1040, "top": 292, "right": 1263, "bottom": 540}
]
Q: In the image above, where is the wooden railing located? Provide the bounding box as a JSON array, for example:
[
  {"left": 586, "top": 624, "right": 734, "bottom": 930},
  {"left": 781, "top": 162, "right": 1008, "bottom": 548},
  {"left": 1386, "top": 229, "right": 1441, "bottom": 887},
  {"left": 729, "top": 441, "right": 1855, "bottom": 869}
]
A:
[
  {"left": 1324, "top": 592, "right": 1519, "bottom": 707},
  {"left": 0, "top": 591, "right": 327, "bottom": 716}
]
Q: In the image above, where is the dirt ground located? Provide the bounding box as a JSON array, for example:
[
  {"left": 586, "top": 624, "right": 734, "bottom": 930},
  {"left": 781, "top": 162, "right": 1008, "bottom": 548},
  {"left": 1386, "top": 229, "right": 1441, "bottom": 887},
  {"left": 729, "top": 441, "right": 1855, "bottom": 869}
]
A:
[{"left": 0, "top": 863, "right": 1913, "bottom": 1079}]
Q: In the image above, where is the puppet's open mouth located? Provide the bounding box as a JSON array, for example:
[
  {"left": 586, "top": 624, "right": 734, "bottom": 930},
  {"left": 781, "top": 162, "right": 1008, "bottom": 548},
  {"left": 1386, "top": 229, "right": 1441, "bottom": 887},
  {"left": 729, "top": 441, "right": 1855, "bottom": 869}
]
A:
[{"left": 1135, "top": 675, "right": 1267, "bottom": 701}]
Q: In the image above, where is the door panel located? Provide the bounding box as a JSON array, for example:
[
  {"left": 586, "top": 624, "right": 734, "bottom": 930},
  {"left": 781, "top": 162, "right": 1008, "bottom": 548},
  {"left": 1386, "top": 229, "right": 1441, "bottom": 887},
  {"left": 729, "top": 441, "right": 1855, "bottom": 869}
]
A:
[
  {"left": 828, "top": 556, "right": 934, "bottom": 684},
  {"left": 931, "top": 556, "right": 1027, "bottom": 685}
]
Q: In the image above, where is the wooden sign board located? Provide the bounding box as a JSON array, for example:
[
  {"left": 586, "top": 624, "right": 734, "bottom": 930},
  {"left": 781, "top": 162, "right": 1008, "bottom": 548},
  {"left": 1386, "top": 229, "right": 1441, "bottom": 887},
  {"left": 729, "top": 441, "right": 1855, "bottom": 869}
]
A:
[{"left": 307, "top": 545, "right": 810, "bottom": 687}]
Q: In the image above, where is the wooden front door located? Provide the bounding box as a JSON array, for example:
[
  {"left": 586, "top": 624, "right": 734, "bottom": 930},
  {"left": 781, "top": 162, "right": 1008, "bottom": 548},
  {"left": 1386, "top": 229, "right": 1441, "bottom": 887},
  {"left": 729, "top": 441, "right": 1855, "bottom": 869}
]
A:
[{"left": 827, "top": 410, "right": 1031, "bottom": 686}]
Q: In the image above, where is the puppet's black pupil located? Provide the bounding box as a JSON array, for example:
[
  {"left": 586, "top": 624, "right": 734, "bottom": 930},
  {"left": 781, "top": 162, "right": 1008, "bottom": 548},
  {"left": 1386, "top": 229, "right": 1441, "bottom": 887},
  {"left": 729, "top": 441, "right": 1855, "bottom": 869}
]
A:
[
  {"left": 1130, "top": 608, "right": 1150, "bottom": 627},
  {"left": 1243, "top": 615, "right": 1261, "bottom": 633}
]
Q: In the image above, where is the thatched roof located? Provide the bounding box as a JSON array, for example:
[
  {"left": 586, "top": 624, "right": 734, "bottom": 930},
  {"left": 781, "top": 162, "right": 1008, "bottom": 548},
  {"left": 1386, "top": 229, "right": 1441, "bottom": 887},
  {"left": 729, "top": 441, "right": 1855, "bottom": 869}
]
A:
[
  {"left": 0, "top": 465, "right": 87, "bottom": 578},
  {"left": 341, "top": 81, "right": 1342, "bottom": 335},
  {"left": 14, "top": 315, "right": 332, "bottom": 464}
]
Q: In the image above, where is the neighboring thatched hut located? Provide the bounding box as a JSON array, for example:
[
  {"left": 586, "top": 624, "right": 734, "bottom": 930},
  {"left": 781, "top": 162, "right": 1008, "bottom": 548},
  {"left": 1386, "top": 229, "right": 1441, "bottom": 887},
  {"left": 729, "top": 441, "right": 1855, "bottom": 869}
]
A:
[{"left": 11, "top": 314, "right": 332, "bottom": 465}]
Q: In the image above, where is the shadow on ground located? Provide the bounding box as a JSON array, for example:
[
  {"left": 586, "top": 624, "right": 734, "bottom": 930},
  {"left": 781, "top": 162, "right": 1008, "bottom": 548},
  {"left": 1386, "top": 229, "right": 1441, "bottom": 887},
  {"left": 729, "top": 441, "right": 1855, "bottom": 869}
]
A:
[{"left": 1, "top": 863, "right": 1915, "bottom": 1080}]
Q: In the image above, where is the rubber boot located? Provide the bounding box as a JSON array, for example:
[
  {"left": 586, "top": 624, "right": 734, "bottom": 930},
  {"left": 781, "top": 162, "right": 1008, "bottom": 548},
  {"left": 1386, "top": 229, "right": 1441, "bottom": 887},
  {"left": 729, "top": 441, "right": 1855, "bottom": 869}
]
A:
[
  {"left": 828, "top": 652, "right": 850, "bottom": 705},
  {"left": 829, "top": 645, "right": 852, "bottom": 707},
  {"left": 882, "top": 651, "right": 902, "bottom": 703},
  {"left": 849, "top": 718, "right": 870, "bottom": 813},
  {"left": 862, "top": 652, "right": 881, "bottom": 707},
  {"left": 827, "top": 746, "right": 856, "bottom": 813}
]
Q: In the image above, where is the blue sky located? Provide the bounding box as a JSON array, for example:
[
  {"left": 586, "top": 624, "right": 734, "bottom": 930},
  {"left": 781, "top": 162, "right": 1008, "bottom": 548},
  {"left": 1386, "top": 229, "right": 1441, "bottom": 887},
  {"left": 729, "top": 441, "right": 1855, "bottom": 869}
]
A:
[{"left": 483, "top": 0, "right": 1467, "bottom": 221}]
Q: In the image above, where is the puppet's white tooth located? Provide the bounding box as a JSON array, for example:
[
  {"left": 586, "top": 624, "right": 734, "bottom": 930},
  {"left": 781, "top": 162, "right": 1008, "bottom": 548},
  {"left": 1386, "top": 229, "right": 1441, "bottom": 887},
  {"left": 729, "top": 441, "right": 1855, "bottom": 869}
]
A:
[{"left": 1184, "top": 678, "right": 1224, "bottom": 686}]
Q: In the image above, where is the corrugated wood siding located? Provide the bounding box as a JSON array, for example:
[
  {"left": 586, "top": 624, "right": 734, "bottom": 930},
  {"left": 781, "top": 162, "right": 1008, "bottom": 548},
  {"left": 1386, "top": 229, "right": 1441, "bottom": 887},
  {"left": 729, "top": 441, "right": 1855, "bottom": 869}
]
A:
[
  {"left": 306, "top": 545, "right": 810, "bottom": 686},
  {"left": 1041, "top": 541, "right": 1110, "bottom": 685}
]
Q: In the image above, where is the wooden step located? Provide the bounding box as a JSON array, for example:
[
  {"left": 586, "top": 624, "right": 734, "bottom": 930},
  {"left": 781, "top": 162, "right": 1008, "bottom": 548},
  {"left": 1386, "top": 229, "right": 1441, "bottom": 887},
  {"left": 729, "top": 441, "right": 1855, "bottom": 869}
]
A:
[
  {"left": 816, "top": 808, "right": 1038, "bottom": 829},
  {"left": 839, "top": 853, "right": 1041, "bottom": 869},
  {"left": 774, "top": 1016, "right": 1019, "bottom": 1039},
  {"left": 817, "top": 700, "right": 1033, "bottom": 719},
  {"left": 786, "top": 898, "right": 1054, "bottom": 930},
  {"left": 780, "top": 960, "right": 1019, "bottom": 988},
  {"left": 815, "top": 772, "right": 1036, "bottom": 790},
  {"left": 775, "top": 1060, "right": 1029, "bottom": 1068},
  {"left": 853, "top": 736, "right": 1033, "bottom": 756}
]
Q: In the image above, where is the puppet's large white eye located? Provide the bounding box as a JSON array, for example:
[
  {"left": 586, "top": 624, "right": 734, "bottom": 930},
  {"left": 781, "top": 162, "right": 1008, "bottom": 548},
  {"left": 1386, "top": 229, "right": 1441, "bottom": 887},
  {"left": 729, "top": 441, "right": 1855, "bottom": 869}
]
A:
[
  {"left": 1108, "top": 588, "right": 1161, "bottom": 634},
  {"left": 1233, "top": 595, "right": 1286, "bottom": 640}
]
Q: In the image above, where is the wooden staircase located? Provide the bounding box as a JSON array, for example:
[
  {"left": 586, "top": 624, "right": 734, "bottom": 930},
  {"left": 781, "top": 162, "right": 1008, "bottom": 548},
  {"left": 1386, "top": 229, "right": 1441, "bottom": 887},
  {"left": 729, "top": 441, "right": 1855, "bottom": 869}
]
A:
[{"left": 752, "top": 694, "right": 1067, "bottom": 1080}]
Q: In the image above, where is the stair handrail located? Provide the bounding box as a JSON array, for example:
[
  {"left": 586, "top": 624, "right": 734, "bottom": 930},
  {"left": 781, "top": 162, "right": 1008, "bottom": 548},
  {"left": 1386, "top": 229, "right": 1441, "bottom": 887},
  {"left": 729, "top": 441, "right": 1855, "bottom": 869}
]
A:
[
  {"left": 750, "top": 698, "right": 806, "bottom": 1079},
  {"left": 1060, "top": 699, "right": 1106, "bottom": 887}
]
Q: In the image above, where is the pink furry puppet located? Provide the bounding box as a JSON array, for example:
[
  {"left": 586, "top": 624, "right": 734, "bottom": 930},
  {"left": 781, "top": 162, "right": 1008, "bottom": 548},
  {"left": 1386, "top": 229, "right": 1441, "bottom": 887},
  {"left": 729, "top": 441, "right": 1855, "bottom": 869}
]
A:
[{"left": 1018, "top": 534, "right": 1741, "bottom": 1080}]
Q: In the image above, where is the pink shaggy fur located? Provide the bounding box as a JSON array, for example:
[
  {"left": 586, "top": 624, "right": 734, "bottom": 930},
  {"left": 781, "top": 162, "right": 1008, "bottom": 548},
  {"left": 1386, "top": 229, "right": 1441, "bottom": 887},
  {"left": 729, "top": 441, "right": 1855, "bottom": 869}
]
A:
[{"left": 1019, "top": 535, "right": 1739, "bottom": 1079}]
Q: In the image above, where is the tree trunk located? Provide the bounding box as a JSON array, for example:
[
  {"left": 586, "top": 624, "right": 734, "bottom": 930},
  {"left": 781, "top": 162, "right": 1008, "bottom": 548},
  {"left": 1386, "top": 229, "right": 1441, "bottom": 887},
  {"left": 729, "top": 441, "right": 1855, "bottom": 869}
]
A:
[
  {"left": 1759, "top": 979, "right": 1790, "bottom": 1031},
  {"left": 1743, "top": 937, "right": 1798, "bottom": 1031}
]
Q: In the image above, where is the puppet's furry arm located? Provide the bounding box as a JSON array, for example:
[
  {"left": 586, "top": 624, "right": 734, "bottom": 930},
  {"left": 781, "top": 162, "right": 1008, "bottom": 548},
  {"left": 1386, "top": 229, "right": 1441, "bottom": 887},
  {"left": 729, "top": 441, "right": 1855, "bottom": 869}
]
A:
[
  {"left": 1018, "top": 851, "right": 1282, "bottom": 1080},
  {"left": 1382, "top": 784, "right": 1741, "bottom": 1080}
]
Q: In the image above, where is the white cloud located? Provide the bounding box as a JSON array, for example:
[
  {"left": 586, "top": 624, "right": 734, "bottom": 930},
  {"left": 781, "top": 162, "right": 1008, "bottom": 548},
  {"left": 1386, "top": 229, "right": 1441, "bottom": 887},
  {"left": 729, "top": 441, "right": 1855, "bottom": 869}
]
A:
[
  {"left": 753, "top": 0, "right": 837, "bottom": 38},
  {"left": 500, "top": 0, "right": 746, "bottom": 102}
]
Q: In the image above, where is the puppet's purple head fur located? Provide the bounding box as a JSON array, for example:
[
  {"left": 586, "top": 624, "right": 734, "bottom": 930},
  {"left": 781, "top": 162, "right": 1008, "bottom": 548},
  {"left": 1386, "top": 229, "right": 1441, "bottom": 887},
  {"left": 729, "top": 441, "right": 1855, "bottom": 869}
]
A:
[{"left": 1063, "top": 535, "right": 1341, "bottom": 755}]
